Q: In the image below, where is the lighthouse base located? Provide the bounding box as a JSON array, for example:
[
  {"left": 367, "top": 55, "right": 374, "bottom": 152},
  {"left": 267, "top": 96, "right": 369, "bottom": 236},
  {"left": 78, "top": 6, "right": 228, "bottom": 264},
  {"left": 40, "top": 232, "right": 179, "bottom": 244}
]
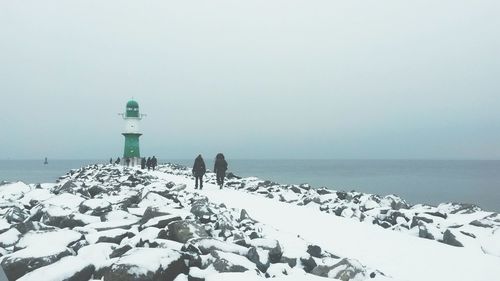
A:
[{"left": 122, "top": 157, "right": 142, "bottom": 167}]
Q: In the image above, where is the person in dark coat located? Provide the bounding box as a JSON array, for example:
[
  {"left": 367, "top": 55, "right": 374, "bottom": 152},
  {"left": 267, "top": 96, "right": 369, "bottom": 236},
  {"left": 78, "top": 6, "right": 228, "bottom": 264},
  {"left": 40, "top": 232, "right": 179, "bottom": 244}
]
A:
[
  {"left": 146, "top": 157, "right": 151, "bottom": 170},
  {"left": 151, "top": 156, "right": 158, "bottom": 171},
  {"left": 125, "top": 157, "right": 130, "bottom": 167},
  {"left": 141, "top": 158, "right": 146, "bottom": 169},
  {"left": 192, "top": 154, "right": 206, "bottom": 189},
  {"left": 109, "top": 158, "right": 113, "bottom": 164},
  {"left": 214, "top": 153, "right": 228, "bottom": 189}
]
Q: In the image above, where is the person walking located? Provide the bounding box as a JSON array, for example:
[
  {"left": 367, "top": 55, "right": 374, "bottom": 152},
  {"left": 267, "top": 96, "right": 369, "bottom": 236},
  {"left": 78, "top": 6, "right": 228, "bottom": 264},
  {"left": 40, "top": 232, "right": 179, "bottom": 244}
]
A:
[
  {"left": 152, "top": 156, "right": 158, "bottom": 171},
  {"left": 214, "top": 153, "right": 228, "bottom": 189},
  {"left": 125, "top": 157, "right": 130, "bottom": 167},
  {"left": 141, "top": 157, "right": 146, "bottom": 169},
  {"left": 146, "top": 157, "right": 151, "bottom": 170},
  {"left": 115, "top": 157, "right": 121, "bottom": 165},
  {"left": 192, "top": 154, "right": 206, "bottom": 189},
  {"left": 109, "top": 158, "right": 113, "bottom": 164}
]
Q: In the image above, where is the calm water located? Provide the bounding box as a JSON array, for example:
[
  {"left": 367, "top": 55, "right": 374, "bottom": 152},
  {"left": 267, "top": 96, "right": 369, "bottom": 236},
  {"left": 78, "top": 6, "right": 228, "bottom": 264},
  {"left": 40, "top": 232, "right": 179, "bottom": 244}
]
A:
[{"left": 1, "top": 159, "right": 499, "bottom": 212}]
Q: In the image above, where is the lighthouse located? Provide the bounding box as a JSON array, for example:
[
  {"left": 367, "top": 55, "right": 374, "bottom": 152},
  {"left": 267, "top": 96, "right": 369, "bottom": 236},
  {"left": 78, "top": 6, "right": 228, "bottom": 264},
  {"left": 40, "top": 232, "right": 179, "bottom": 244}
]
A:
[{"left": 122, "top": 99, "right": 143, "bottom": 166}]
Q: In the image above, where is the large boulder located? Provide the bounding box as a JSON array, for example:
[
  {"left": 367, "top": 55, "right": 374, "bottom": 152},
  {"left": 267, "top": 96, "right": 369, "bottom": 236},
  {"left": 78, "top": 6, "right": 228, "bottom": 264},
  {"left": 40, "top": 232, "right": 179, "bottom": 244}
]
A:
[
  {"left": 246, "top": 238, "right": 282, "bottom": 263},
  {"left": 17, "top": 256, "right": 95, "bottom": 281},
  {"left": 103, "top": 248, "right": 187, "bottom": 281},
  {"left": 209, "top": 250, "right": 258, "bottom": 273},
  {"left": 79, "top": 199, "right": 112, "bottom": 216},
  {"left": 4, "top": 206, "right": 30, "bottom": 223},
  {"left": 1, "top": 245, "right": 73, "bottom": 280},
  {"left": 16, "top": 229, "right": 83, "bottom": 250},
  {"left": 167, "top": 220, "right": 209, "bottom": 243}
]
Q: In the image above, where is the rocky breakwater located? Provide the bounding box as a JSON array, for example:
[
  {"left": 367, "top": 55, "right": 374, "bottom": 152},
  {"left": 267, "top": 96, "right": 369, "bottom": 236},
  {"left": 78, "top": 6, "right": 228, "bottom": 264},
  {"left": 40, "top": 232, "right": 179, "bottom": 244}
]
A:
[
  {"left": 161, "top": 164, "right": 500, "bottom": 258},
  {"left": 0, "top": 165, "right": 389, "bottom": 281}
]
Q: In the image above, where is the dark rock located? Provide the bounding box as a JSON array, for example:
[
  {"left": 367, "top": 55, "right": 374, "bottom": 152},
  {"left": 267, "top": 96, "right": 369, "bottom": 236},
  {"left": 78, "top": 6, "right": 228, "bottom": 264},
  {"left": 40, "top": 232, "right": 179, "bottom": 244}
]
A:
[
  {"left": 210, "top": 250, "right": 256, "bottom": 273},
  {"left": 140, "top": 214, "right": 181, "bottom": 230},
  {"left": 1, "top": 246, "right": 73, "bottom": 280},
  {"left": 54, "top": 180, "right": 78, "bottom": 194},
  {"left": 410, "top": 216, "right": 434, "bottom": 228},
  {"left": 4, "top": 206, "right": 30, "bottom": 223},
  {"left": 190, "top": 199, "right": 214, "bottom": 219},
  {"left": 449, "top": 203, "right": 479, "bottom": 214},
  {"left": 226, "top": 173, "right": 242, "bottom": 180},
  {"left": 290, "top": 186, "right": 302, "bottom": 194},
  {"left": 109, "top": 244, "right": 133, "bottom": 258},
  {"left": 184, "top": 238, "right": 249, "bottom": 256},
  {"left": 88, "top": 185, "right": 107, "bottom": 198},
  {"left": 317, "top": 188, "right": 331, "bottom": 195},
  {"left": 13, "top": 221, "right": 56, "bottom": 234},
  {"left": 307, "top": 245, "right": 322, "bottom": 258},
  {"left": 104, "top": 248, "right": 187, "bottom": 281},
  {"left": 417, "top": 223, "right": 435, "bottom": 240},
  {"left": 246, "top": 246, "right": 270, "bottom": 272},
  {"left": 442, "top": 229, "right": 464, "bottom": 247},
  {"left": 14, "top": 256, "right": 95, "bottom": 281},
  {"left": 167, "top": 220, "right": 209, "bottom": 243},
  {"left": 280, "top": 256, "right": 297, "bottom": 267},
  {"left": 79, "top": 199, "right": 112, "bottom": 216},
  {"left": 300, "top": 256, "right": 317, "bottom": 273},
  {"left": 424, "top": 211, "right": 447, "bottom": 219},
  {"left": 336, "top": 191, "right": 348, "bottom": 200},
  {"left": 460, "top": 231, "right": 476, "bottom": 239},
  {"left": 470, "top": 220, "right": 493, "bottom": 228}
]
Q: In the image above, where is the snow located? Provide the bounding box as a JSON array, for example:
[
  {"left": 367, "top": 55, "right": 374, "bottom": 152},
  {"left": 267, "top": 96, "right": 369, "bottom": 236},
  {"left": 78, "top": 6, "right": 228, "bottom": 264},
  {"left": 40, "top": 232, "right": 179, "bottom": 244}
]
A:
[
  {"left": 17, "top": 256, "right": 91, "bottom": 281},
  {"left": 81, "top": 198, "right": 110, "bottom": 209},
  {"left": 204, "top": 270, "right": 340, "bottom": 281},
  {"left": 85, "top": 219, "right": 138, "bottom": 231},
  {"left": 16, "top": 229, "right": 82, "bottom": 249},
  {"left": 122, "top": 227, "right": 160, "bottom": 246},
  {"left": 0, "top": 182, "right": 31, "bottom": 200},
  {"left": 85, "top": 228, "right": 129, "bottom": 244},
  {"left": 19, "top": 188, "right": 52, "bottom": 205},
  {"left": 6, "top": 244, "right": 69, "bottom": 259},
  {"left": 0, "top": 228, "right": 21, "bottom": 247},
  {"left": 480, "top": 229, "right": 500, "bottom": 256},
  {"left": 153, "top": 239, "right": 184, "bottom": 251},
  {"left": 114, "top": 248, "right": 182, "bottom": 276},
  {"left": 0, "top": 219, "right": 10, "bottom": 232},
  {"left": 42, "top": 193, "right": 84, "bottom": 210},
  {"left": 246, "top": 238, "right": 278, "bottom": 250},
  {"left": 193, "top": 238, "right": 249, "bottom": 255},
  {"left": 213, "top": 250, "right": 257, "bottom": 270},
  {"left": 155, "top": 171, "right": 500, "bottom": 281}
]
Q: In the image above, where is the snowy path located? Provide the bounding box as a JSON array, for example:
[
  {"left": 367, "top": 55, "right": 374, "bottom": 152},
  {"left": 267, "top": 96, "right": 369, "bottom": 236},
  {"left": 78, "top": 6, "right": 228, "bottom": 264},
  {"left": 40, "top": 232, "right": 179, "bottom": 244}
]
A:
[{"left": 154, "top": 171, "right": 500, "bottom": 281}]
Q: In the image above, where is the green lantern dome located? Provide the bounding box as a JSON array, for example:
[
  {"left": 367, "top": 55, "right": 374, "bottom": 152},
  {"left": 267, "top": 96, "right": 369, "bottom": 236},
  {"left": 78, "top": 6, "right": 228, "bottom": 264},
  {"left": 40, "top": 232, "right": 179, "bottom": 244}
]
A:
[{"left": 125, "top": 100, "right": 139, "bottom": 117}]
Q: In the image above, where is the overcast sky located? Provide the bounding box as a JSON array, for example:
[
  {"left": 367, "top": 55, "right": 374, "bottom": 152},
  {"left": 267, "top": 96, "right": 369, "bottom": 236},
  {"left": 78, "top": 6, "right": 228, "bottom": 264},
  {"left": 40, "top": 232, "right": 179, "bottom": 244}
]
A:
[{"left": 1, "top": 1, "right": 499, "bottom": 159}]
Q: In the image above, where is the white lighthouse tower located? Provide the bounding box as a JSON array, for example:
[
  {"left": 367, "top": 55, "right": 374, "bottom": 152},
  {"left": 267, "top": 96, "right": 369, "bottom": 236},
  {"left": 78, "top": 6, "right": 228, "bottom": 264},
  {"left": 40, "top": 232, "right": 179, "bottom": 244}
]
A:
[{"left": 121, "top": 99, "right": 144, "bottom": 166}]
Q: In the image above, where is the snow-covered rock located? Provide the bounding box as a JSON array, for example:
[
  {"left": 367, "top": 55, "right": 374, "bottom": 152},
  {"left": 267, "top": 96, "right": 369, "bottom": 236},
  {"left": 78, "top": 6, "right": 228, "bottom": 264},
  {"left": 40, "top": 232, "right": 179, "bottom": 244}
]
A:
[{"left": 103, "top": 248, "right": 187, "bottom": 281}]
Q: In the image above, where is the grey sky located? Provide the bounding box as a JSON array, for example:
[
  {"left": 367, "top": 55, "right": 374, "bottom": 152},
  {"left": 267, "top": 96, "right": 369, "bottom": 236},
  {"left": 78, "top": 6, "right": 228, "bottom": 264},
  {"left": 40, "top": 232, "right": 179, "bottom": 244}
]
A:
[{"left": 1, "top": 1, "right": 499, "bottom": 159}]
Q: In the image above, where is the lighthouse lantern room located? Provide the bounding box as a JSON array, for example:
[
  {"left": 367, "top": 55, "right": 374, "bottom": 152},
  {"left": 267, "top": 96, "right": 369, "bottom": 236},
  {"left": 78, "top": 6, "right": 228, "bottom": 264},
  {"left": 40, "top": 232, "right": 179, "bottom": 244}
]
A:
[{"left": 122, "top": 99, "right": 143, "bottom": 166}]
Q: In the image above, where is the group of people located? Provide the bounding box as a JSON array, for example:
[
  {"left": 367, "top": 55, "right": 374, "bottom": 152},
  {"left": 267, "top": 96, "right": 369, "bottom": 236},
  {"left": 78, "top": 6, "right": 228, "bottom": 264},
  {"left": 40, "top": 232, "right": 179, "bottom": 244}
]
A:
[
  {"left": 109, "top": 156, "right": 158, "bottom": 170},
  {"left": 109, "top": 153, "right": 228, "bottom": 190},
  {"left": 192, "top": 153, "right": 228, "bottom": 189},
  {"left": 140, "top": 156, "right": 158, "bottom": 170}
]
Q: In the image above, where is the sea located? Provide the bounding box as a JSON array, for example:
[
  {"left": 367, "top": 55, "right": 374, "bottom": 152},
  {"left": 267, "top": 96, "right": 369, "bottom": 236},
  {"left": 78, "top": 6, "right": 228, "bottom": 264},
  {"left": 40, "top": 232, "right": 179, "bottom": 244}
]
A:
[{"left": 1, "top": 159, "right": 499, "bottom": 212}]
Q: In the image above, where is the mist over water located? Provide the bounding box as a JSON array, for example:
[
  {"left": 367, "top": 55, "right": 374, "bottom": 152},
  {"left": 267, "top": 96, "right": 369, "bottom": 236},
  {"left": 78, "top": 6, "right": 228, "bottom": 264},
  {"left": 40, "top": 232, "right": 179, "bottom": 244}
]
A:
[{"left": 1, "top": 159, "right": 499, "bottom": 212}]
